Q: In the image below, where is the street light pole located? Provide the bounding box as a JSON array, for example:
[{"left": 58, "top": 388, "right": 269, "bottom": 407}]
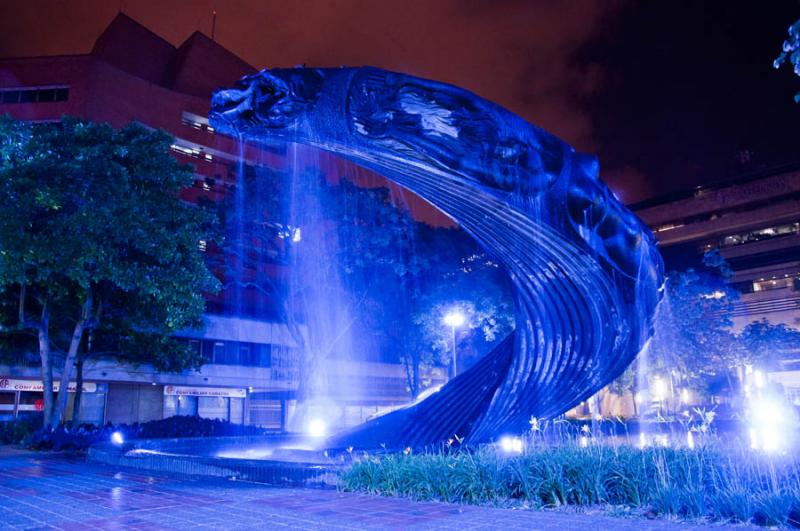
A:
[{"left": 443, "top": 310, "right": 465, "bottom": 380}]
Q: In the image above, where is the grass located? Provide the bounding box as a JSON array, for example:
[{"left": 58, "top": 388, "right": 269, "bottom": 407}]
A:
[{"left": 339, "top": 439, "right": 800, "bottom": 527}]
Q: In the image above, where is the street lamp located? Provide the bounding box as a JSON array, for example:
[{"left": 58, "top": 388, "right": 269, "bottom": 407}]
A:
[{"left": 443, "top": 310, "right": 466, "bottom": 379}]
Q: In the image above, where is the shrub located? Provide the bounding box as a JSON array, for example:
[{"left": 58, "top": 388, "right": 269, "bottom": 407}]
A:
[
  {"left": 20, "top": 415, "right": 272, "bottom": 452},
  {"left": 0, "top": 416, "right": 40, "bottom": 445},
  {"left": 340, "top": 442, "right": 800, "bottom": 526}
]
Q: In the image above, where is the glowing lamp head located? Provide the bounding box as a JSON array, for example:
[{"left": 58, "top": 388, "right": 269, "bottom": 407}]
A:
[
  {"left": 307, "top": 418, "right": 327, "bottom": 438},
  {"left": 748, "top": 396, "right": 793, "bottom": 453},
  {"left": 680, "top": 388, "right": 690, "bottom": 404},
  {"left": 753, "top": 370, "right": 766, "bottom": 389},
  {"left": 443, "top": 311, "right": 465, "bottom": 328},
  {"left": 651, "top": 377, "right": 667, "bottom": 400},
  {"left": 498, "top": 435, "right": 524, "bottom": 454},
  {"left": 111, "top": 431, "right": 124, "bottom": 445}
]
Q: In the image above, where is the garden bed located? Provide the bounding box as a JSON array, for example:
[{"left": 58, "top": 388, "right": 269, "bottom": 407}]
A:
[{"left": 340, "top": 442, "right": 800, "bottom": 527}]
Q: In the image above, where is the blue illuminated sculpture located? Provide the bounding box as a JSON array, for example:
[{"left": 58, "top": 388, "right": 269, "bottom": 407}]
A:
[{"left": 210, "top": 67, "right": 664, "bottom": 448}]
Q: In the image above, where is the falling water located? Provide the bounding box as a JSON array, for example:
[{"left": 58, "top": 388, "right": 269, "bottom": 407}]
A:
[
  {"left": 233, "top": 134, "right": 246, "bottom": 317},
  {"left": 283, "top": 142, "right": 367, "bottom": 433}
]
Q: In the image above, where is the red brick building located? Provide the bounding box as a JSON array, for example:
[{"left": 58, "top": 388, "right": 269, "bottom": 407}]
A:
[{"left": 0, "top": 14, "right": 442, "bottom": 427}]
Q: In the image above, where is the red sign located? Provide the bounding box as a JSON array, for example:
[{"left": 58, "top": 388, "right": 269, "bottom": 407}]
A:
[{"left": 34, "top": 399, "right": 43, "bottom": 411}]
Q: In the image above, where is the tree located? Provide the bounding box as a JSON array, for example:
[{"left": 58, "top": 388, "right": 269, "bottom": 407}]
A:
[
  {"left": 215, "top": 159, "right": 515, "bottom": 407},
  {"left": 409, "top": 232, "right": 514, "bottom": 394},
  {"left": 71, "top": 290, "right": 213, "bottom": 426},
  {"left": 737, "top": 319, "right": 800, "bottom": 370},
  {"left": 774, "top": 19, "right": 800, "bottom": 102},
  {"left": 0, "top": 117, "right": 219, "bottom": 427},
  {"left": 609, "top": 251, "right": 740, "bottom": 413}
]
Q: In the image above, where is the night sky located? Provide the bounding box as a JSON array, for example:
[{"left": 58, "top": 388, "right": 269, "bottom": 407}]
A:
[{"left": 1, "top": 0, "right": 799, "bottom": 203}]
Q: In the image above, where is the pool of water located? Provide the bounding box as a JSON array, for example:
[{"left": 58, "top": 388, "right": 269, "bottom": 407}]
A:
[{"left": 88, "top": 435, "right": 347, "bottom": 487}]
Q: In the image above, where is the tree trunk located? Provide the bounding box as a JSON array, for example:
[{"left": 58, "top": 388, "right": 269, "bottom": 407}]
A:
[
  {"left": 412, "top": 353, "right": 421, "bottom": 399},
  {"left": 72, "top": 356, "right": 85, "bottom": 427},
  {"left": 54, "top": 295, "right": 91, "bottom": 426},
  {"left": 37, "top": 303, "right": 54, "bottom": 428},
  {"left": 402, "top": 354, "right": 415, "bottom": 398}
]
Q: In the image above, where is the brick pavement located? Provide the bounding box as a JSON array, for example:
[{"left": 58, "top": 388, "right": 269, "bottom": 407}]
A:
[{"left": 0, "top": 447, "right": 758, "bottom": 530}]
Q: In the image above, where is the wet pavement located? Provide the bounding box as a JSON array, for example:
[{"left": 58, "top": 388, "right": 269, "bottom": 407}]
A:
[{"left": 0, "top": 447, "right": 758, "bottom": 530}]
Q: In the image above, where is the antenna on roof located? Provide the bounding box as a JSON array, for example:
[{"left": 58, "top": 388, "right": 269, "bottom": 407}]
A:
[{"left": 211, "top": 9, "right": 217, "bottom": 41}]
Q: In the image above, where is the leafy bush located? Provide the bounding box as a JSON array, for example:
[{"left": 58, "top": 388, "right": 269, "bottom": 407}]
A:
[
  {"left": 136, "top": 415, "right": 269, "bottom": 439},
  {"left": 0, "top": 416, "right": 40, "bottom": 445},
  {"left": 21, "top": 415, "right": 271, "bottom": 452},
  {"left": 340, "top": 442, "right": 800, "bottom": 526}
]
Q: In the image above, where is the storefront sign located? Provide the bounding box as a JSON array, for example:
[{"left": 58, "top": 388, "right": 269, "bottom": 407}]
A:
[
  {"left": 163, "top": 385, "right": 246, "bottom": 398},
  {"left": 0, "top": 378, "right": 98, "bottom": 393}
]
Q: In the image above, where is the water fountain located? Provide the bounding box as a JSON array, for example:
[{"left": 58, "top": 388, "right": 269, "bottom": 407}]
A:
[
  {"left": 90, "top": 66, "right": 663, "bottom": 484},
  {"left": 210, "top": 66, "right": 664, "bottom": 449}
]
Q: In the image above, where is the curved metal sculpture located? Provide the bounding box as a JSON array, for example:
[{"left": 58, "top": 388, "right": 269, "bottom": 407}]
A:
[{"left": 210, "top": 67, "right": 664, "bottom": 448}]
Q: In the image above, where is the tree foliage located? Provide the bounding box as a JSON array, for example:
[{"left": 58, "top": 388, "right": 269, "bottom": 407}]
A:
[
  {"left": 641, "top": 266, "right": 738, "bottom": 401},
  {"left": 0, "top": 116, "right": 219, "bottom": 426},
  {"left": 215, "top": 162, "right": 515, "bottom": 402},
  {"left": 611, "top": 249, "right": 800, "bottom": 412},
  {"left": 774, "top": 19, "right": 800, "bottom": 102},
  {"left": 738, "top": 319, "right": 800, "bottom": 369}
]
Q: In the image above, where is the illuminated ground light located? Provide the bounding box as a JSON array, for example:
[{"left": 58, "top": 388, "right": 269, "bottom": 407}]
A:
[
  {"left": 748, "top": 396, "right": 794, "bottom": 452},
  {"left": 307, "top": 418, "right": 328, "bottom": 438},
  {"left": 651, "top": 377, "right": 667, "bottom": 401},
  {"left": 498, "top": 435, "right": 524, "bottom": 454},
  {"left": 110, "top": 431, "right": 124, "bottom": 445}
]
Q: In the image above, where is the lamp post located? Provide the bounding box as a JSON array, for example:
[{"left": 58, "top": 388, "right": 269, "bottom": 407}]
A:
[{"left": 443, "top": 310, "right": 465, "bottom": 379}]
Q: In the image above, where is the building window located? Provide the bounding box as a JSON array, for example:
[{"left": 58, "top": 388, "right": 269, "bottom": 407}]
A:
[
  {"left": 753, "top": 276, "right": 796, "bottom": 292},
  {"left": 0, "top": 86, "right": 69, "bottom": 104},
  {"left": 179, "top": 339, "right": 275, "bottom": 367},
  {"left": 718, "top": 222, "right": 799, "bottom": 248},
  {"left": 212, "top": 342, "right": 226, "bottom": 363},
  {"left": 170, "top": 142, "right": 213, "bottom": 162},
  {"left": 239, "top": 345, "right": 251, "bottom": 365},
  {"left": 655, "top": 223, "right": 684, "bottom": 233},
  {"left": 164, "top": 395, "right": 198, "bottom": 417},
  {"left": 257, "top": 344, "right": 271, "bottom": 367},
  {"left": 181, "top": 111, "right": 215, "bottom": 134}
]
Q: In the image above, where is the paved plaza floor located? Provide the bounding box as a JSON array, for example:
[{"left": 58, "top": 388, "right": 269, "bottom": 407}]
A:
[{"left": 0, "top": 447, "right": 759, "bottom": 530}]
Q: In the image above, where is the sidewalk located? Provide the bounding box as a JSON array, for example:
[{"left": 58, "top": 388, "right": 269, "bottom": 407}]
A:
[{"left": 0, "top": 447, "right": 756, "bottom": 530}]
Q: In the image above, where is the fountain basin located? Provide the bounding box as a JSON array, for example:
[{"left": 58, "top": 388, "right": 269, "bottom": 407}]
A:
[{"left": 88, "top": 435, "right": 346, "bottom": 488}]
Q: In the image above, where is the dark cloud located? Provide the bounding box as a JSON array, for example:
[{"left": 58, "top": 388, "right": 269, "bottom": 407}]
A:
[
  {"left": 579, "top": 1, "right": 800, "bottom": 202},
  {"left": 0, "top": 0, "right": 614, "bottom": 146},
  {"left": 2, "top": 1, "right": 798, "bottom": 204}
]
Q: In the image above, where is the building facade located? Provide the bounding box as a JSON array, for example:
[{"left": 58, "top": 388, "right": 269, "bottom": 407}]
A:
[
  {"left": 0, "top": 14, "right": 445, "bottom": 427},
  {"left": 632, "top": 168, "right": 800, "bottom": 331},
  {"left": 632, "top": 167, "right": 800, "bottom": 407},
  {"left": 567, "top": 167, "right": 800, "bottom": 420}
]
